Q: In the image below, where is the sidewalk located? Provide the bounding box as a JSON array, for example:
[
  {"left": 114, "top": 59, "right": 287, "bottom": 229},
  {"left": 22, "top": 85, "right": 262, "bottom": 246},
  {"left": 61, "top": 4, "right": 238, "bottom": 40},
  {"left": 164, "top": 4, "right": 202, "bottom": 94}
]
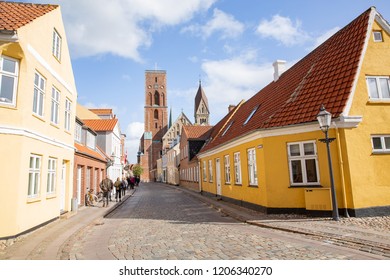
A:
[
  {"left": 164, "top": 183, "right": 390, "bottom": 259},
  {"left": 0, "top": 188, "right": 136, "bottom": 260}
]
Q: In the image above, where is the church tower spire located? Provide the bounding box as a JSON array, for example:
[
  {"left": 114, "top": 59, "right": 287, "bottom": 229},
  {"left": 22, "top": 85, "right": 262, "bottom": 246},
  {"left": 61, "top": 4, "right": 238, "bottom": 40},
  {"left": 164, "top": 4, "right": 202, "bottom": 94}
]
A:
[{"left": 194, "top": 79, "right": 210, "bottom": 125}]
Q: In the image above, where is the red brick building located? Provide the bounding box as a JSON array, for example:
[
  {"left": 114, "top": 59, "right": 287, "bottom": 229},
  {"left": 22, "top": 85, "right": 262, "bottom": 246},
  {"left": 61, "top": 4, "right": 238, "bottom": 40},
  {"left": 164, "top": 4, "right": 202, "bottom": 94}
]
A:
[
  {"left": 139, "top": 70, "right": 168, "bottom": 182},
  {"left": 73, "top": 117, "right": 108, "bottom": 207}
]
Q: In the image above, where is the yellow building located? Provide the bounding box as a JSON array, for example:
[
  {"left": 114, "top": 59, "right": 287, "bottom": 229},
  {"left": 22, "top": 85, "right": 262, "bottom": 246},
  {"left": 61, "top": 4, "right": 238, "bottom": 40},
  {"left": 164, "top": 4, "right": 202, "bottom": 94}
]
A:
[
  {"left": 0, "top": 2, "right": 77, "bottom": 238},
  {"left": 198, "top": 7, "right": 390, "bottom": 217}
]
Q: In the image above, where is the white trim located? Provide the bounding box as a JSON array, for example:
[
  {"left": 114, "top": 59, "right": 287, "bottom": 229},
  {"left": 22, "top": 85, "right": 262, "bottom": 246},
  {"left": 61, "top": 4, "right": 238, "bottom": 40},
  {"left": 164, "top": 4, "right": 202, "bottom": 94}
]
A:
[
  {"left": 0, "top": 32, "right": 18, "bottom": 42},
  {"left": 27, "top": 44, "right": 75, "bottom": 95},
  {"left": 0, "top": 125, "right": 75, "bottom": 151},
  {"left": 198, "top": 118, "right": 362, "bottom": 159},
  {"left": 343, "top": 8, "right": 390, "bottom": 116}
]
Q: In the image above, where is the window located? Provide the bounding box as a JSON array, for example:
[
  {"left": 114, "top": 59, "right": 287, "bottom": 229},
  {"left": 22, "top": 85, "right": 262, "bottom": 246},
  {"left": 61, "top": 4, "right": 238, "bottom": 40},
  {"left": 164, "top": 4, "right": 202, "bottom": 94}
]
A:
[
  {"left": 366, "top": 76, "right": 390, "bottom": 100},
  {"left": 247, "top": 148, "right": 258, "bottom": 185},
  {"left": 208, "top": 160, "right": 213, "bottom": 182},
  {"left": 52, "top": 29, "right": 62, "bottom": 61},
  {"left": 47, "top": 158, "right": 57, "bottom": 194},
  {"left": 233, "top": 152, "right": 242, "bottom": 184},
  {"left": 86, "top": 131, "right": 96, "bottom": 149},
  {"left": 373, "top": 31, "right": 383, "bottom": 42},
  {"left": 372, "top": 135, "right": 390, "bottom": 153},
  {"left": 244, "top": 106, "right": 259, "bottom": 125},
  {"left": 202, "top": 161, "right": 207, "bottom": 182},
  {"left": 51, "top": 87, "right": 60, "bottom": 124},
  {"left": 0, "top": 56, "right": 19, "bottom": 106},
  {"left": 64, "top": 98, "right": 71, "bottom": 131},
  {"left": 222, "top": 121, "right": 233, "bottom": 136},
  {"left": 28, "top": 155, "right": 41, "bottom": 197},
  {"left": 75, "top": 122, "right": 82, "bottom": 142},
  {"left": 33, "top": 72, "right": 46, "bottom": 116},
  {"left": 287, "top": 141, "right": 319, "bottom": 185},
  {"left": 224, "top": 155, "right": 231, "bottom": 184}
]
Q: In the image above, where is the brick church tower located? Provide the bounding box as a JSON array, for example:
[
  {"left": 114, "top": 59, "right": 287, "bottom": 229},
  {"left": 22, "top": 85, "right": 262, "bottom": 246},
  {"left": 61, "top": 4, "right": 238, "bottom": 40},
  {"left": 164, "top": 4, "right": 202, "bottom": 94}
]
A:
[{"left": 139, "top": 70, "right": 168, "bottom": 182}]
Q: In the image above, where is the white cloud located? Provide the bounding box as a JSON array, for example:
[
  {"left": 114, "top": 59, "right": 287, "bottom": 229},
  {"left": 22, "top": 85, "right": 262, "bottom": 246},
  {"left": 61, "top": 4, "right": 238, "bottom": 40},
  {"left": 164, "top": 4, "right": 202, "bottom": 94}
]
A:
[
  {"left": 182, "top": 8, "right": 244, "bottom": 39},
  {"left": 309, "top": 27, "right": 340, "bottom": 50},
  {"left": 199, "top": 51, "right": 276, "bottom": 122},
  {"left": 256, "top": 14, "right": 310, "bottom": 46},
  {"left": 125, "top": 121, "right": 145, "bottom": 163},
  {"left": 57, "top": 0, "right": 217, "bottom": 60}
]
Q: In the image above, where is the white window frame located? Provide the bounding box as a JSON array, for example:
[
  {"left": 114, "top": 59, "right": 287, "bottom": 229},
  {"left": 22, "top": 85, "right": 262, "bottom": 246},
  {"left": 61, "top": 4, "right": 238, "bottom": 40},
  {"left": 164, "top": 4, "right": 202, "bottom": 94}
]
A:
[
  {"left": 51, "top": 86, "right": 60, "bottom": 125},
  {"left": 52, "top": 29, "right": 62, "bottom": 61},
  {"left": 224, "top": 155, "right": 231, "bottom": 184},
  {"left": 47, "top": 158, "right": 57, "bottom": 194},
  {"left": 287, "top": 141, "right": 320, "bottom": 186},
  {"left": 86, "top": 130, "right": 96, "bottom": 149},
  {"left": 64, "top": 98, "right": 71, "bottom": 131},
  {"left": 371, "top": 135, "right": 390, "bottom": 153},
  {"left": 202, "top": 161, "right": 207, "bottom": 182},
  {"left": 247, "top": 148, "right": 258, "bottom": 186},
  {"left": 373, "top": 31, "right": 383, "bottom": 42},
  {"left": 0, "top": 55, "right": 19, "bottom": 106},
  {"left": 33, "top": 71, "right": 46, "bottom": 117},
  {"left": 75, "top": 122, "right": 82, "bottom": 142},
  {"left": 233, "top": 152, "right": 242, "bottom": 185},
  {"left": 208, "top": 160, "right": 213, "bottom": 182},
  {"left": 366, "top": 76, "right": 390, "bottom": 100},
  {"left": 28, "top": 154, "right": 41, "bottom": 197}
]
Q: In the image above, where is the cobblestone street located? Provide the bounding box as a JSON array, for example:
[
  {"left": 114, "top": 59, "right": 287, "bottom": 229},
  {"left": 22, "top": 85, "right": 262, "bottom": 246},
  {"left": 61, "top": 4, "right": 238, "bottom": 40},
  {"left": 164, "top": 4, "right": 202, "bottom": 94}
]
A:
[{"left": 65, "top": 183, "right": 386, "bottom": 260}]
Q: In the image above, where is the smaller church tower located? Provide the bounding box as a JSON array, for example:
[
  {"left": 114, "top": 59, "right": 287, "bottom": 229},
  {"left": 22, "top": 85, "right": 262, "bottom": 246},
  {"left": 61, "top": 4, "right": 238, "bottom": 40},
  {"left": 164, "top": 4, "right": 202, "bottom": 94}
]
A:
[{"left": 194, "top": 81, "right": 210, "bottom": 125}]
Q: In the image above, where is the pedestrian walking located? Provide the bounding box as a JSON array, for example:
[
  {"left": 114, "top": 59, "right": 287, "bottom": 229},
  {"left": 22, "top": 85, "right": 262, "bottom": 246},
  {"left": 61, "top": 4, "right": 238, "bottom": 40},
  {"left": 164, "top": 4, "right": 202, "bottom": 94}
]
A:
[
  {"left": 99, "top": 176, "right": 113, "bottom": 207},
  {"left": 114, "top": 177, "right": 123, "bottom": 202},
  {"left": 122, "top": 176, "right": 127, "bottom": 196}
]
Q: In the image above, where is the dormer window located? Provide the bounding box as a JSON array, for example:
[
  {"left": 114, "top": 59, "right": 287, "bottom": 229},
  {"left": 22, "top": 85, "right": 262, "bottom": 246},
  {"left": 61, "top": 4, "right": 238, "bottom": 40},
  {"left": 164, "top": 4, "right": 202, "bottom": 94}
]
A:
[{"left": 373, "top": 31, "right": 383, "bottom": 42}]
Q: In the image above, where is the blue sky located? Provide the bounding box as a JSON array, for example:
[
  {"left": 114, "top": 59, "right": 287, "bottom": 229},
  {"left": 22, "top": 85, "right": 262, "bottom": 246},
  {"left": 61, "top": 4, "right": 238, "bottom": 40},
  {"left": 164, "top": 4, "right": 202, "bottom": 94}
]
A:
[{"left": 20, "top": 0, "right": 390, "bottom": 162}]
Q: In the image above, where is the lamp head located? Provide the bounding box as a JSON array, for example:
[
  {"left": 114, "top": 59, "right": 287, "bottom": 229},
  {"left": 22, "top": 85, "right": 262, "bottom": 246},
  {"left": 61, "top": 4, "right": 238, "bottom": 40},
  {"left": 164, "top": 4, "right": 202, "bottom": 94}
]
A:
[{"left": 317, "top": 104, "right": 332, "bottom": 132}]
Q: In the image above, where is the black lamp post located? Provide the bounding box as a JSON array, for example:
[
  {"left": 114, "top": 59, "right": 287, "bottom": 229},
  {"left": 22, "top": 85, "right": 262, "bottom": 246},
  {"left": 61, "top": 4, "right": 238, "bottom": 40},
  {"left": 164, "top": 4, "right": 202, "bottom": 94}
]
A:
[{"left": 317, "top": 105, "right": 340, "bottom": 221}]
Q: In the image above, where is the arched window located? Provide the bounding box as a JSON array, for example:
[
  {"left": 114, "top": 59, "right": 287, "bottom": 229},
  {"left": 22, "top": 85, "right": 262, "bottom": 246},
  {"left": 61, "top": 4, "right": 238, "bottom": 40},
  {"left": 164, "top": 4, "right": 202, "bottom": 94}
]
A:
[
  {"left": 154, "top": 91, "right": 160, "bottom": 106},
  {"left": 149, "top": 93, "right": 152, "bottom": 106},
  {"left": 161, "top": 93, "right": 165, "bottom": 106},
  {"left": 154, "top": 109, "right": 158, "bottom": 119}
]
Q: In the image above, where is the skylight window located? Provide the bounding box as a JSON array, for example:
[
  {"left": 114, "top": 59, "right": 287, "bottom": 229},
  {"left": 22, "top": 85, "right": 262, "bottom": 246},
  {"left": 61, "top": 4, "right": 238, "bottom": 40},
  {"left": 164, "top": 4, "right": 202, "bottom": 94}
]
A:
[
  {"left": 222, "top": 121, "right": 233, "bottom": 136},
  {"left": 243, "top": 105, "right": 259, "bottom": 125}
]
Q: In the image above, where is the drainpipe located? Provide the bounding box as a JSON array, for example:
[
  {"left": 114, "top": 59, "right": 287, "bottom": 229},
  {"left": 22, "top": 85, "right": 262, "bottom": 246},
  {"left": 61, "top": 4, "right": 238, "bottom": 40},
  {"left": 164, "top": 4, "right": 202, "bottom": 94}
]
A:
[{"left": 333, "top": 122, "right": 350, "bottom": 218}]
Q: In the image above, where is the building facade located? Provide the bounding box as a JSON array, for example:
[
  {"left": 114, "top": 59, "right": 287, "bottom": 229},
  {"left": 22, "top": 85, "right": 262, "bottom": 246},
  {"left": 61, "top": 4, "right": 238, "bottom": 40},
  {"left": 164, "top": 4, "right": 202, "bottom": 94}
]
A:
[
  {"left": 197, "top": 7, "right": 390, "bottom": 217},
  {"left": 139, "top": 70, "right": 168, "bottom": 182},
  {"left": 0, "top": 3, "right": 77, "bottom": 238},
  {"left": 73, "top": 117, "right": 107, "bottom": 207},
  {"left": 194, "top": 81, "right": 210, "bottom": 125}
]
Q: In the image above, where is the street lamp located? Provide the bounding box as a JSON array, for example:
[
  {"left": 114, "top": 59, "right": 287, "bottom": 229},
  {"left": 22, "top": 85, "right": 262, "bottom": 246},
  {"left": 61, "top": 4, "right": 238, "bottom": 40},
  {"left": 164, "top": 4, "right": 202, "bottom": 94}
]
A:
[{"left": 317, "top": 105, "right": 340, "bottom": 221}]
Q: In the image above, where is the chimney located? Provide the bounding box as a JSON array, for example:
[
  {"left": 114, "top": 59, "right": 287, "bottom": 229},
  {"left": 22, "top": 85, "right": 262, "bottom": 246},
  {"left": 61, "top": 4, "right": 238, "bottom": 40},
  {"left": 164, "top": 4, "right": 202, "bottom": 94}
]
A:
[
  {"left": 273, "top": 60, "right": 286, "bottom": 82},
  {"left": 228, "top": 105, "right": 236, "bottom": 112}
]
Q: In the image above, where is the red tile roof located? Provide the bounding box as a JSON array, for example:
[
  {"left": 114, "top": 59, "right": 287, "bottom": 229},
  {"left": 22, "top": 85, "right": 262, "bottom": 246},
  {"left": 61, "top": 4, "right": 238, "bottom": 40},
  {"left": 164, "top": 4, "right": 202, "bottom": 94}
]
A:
[
  {"left": 183, "top": 125, "right": 213, "bottom": 140},
  {"left": 89, "top": 109, "right": 113, "bottom": 115},
  {"left": 75, "top": 143, "right": 107, "bottom": 162},
  {"left": 200, "top": 7, "right": 375, "bottom": 154},
  {"left": 0, "top": 1, "right": 58, "bottom": 31},
  {"left": 83, "top": 119, "right": 118, "bottom": 132}
]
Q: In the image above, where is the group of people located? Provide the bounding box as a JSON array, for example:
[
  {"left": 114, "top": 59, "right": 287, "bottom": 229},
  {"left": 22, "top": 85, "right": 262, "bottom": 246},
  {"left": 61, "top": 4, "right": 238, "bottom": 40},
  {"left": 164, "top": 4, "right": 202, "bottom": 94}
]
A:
[{"left": 99, "top": 175, "right": 140, "bottom": 207}]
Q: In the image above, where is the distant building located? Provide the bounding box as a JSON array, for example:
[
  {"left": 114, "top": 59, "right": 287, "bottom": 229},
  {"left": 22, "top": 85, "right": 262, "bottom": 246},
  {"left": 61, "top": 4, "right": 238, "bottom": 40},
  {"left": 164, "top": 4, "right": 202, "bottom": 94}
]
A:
[
  {"left": 194, "top": 81, "right": 210, "bottom": 125},
  {"left": 139, "top": 70, "right": 168, "bottom": 182}
]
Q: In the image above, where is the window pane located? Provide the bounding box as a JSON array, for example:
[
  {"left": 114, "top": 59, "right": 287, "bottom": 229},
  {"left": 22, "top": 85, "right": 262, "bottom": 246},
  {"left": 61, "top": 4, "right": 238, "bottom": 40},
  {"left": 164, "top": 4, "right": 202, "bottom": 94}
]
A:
[
  {"left": 289, "top": 144, "right": 300, "bottom": 156},
  {"left": 291, "top": 160, "right": 303, "bottom": 183},
  {"left": 2, "top": 58, "right": 16, "bottom": 73},
  {"left": 372, "top": 137, "right": 382, "bottom": 150},
  {"left": 367, "top": 78, "right": 379, "bottom": 98},
  {"left": 379, "top": 78, "right": 390, "bottom": 98},
  {"left": 303, "top": 143, "right": 315, "bottom": 155},
  {"left": 0, "top": 76, "right": 14, "bottom": 102},
  {"left": 305, "top": 159, "right": 318, "bottom": 182},
  {"left": 28, "top": 173, "right": 34, "bottom": 195},
  {"left": 30, "top": 157, "right": 34, "bottom": 168},
  {"left": 385, "top": 137, "right": 390, "bottom": 150}
]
